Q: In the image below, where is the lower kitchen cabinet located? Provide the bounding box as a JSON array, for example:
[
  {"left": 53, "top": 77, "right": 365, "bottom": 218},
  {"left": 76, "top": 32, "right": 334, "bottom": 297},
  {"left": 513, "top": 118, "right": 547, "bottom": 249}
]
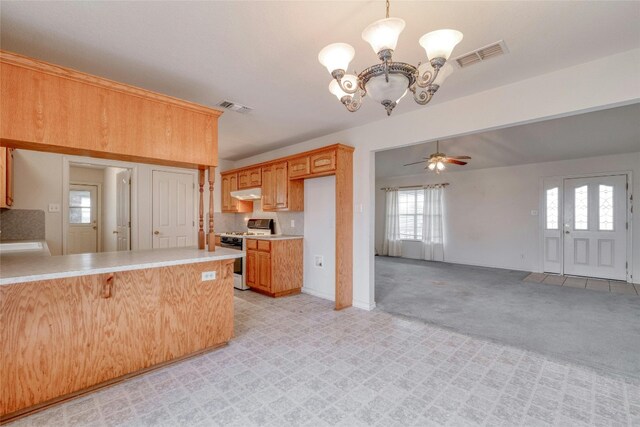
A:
[
  {"left": 0, "top": 260, "right": 234, "bottom": 419},
  {"left": 245, "top": 238, "right": 303, "bottom": 297}
]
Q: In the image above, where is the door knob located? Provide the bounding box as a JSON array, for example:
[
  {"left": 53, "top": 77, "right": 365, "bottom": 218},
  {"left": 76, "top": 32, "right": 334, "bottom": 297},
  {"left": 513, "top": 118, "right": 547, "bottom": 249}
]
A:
[
  {"left": 92, "top": 226, "right": 97, "bottom": 230},
  {"left": 565, "top": 231, "right": 570, "bottom": 234},
  {"left": 113, "top": 230, "right": 119, "bottom": 234},
  {"left": 154, "top": 231, "right": 160, "bottom": 235}
]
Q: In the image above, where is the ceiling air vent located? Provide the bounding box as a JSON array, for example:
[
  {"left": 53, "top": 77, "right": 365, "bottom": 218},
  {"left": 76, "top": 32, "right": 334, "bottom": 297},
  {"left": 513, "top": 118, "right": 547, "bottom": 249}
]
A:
[
  {"left": 216, "top": 100, "right": 253, "bottom": 114},
  {"left": 453, "top": 40, "right": 508, "bottom": 68}
]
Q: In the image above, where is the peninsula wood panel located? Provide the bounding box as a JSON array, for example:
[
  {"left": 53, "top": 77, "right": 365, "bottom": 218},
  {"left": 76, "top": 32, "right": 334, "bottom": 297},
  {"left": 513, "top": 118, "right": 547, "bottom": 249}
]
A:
[
  {"left": 0, "top": 51, "right": 221, "bottom": 169},
  {"left": 0, "top": 260, "right": 234, "bottom": 418}
]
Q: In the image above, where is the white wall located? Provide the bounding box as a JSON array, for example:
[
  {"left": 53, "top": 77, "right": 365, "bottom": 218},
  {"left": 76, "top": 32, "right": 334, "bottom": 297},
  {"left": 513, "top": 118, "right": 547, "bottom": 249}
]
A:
[
  {"left": 302, "top": 176, "right": 336, "bottom": 301},
  {"left": 232, "top": 48, "right": 640, "bottom": 308},
  {"left": 376, "top": 152, "right": 640, "bottom": 277}
]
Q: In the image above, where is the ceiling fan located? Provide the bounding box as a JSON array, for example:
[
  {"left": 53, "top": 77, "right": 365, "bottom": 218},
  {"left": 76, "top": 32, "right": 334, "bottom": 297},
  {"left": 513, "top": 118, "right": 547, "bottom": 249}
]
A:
[{"left": 403, "top": 140, "right": 471, "bottom": 173}]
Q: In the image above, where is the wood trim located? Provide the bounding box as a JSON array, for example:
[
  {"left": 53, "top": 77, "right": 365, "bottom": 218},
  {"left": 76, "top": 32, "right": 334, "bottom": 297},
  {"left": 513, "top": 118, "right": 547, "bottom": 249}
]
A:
[
  {"left": 207, "top": 167, "right": 215, "bottom": 252},
  {"left": 198, "top": 170, "right": 205, "bottom": 249},
  {"left": 249, "top": 287, "right": 301, "bottom": 298},
  {"left": 334, "top": 147, "right": 353, "bottom": 310},
  {"left": 0, "top": 50, "right": 222, "bottom": 117}
]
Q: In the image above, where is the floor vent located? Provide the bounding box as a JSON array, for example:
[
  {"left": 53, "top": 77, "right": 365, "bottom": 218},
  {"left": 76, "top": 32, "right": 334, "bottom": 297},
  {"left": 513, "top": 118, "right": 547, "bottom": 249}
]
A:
[
  {"left": 216, "top": 100, "right": 253, "bottom": 114},
  {"left": 453, "top": 40, "right": 508, "bottom": 68}
]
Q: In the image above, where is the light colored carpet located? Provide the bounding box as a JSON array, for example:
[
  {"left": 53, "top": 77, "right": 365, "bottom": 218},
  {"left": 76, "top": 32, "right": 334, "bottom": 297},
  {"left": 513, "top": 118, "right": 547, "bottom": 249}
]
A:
[{"left": 375, "top": 256, "right": 640, "bottom": 379}]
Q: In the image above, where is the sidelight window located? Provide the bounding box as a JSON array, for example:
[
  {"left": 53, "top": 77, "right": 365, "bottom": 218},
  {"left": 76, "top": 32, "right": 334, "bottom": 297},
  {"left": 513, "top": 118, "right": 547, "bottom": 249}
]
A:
[{"left": 545, "top": 187, "right": 559, "bottom": 230}]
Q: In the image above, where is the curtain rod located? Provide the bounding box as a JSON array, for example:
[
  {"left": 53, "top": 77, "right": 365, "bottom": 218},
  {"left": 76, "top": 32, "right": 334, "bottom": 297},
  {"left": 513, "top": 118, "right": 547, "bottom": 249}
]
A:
[{"left": 380, "top": 183, "right": 449, "bottom": 191}]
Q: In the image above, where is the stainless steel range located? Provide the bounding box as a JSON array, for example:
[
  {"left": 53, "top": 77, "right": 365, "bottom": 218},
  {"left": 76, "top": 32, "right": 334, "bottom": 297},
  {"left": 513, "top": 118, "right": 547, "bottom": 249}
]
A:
[{"left": 219, "top": 219, "right": 275, "bottom": 290}]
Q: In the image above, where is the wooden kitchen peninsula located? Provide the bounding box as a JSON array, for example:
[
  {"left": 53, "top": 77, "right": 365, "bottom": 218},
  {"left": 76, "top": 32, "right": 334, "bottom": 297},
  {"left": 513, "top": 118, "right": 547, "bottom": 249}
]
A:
[{"left": 0, "top": 247, "right": 243, "bottom": 421}]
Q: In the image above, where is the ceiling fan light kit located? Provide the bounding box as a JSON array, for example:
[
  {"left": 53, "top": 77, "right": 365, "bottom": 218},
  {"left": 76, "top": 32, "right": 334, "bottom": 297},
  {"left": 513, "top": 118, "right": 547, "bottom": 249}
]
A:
[
  {"left": 318, "top": 0, "right": 463, "bottom": 116},
  {"left": 403, "top": 140, "right": 471, "bottom": 174}
]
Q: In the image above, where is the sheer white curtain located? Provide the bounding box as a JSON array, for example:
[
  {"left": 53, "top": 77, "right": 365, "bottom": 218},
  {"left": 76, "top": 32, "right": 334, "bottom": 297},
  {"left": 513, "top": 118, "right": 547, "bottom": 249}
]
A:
[
  {"left": 421, "top": 186, "right": 444, "bottom": 261},
  {"left": 382, "top": 189, "right": 402, "bottom": 256}
]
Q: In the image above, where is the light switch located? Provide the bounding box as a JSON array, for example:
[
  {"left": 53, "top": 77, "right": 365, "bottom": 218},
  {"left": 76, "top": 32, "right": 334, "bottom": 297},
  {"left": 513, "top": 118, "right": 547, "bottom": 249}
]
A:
[{"left": 48, "top": 203, "right": 61, "bottom": 213}]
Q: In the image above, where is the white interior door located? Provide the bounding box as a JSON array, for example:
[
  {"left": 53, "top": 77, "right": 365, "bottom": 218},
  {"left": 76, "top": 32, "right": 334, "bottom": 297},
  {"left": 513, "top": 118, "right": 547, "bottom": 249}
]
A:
[
  {"left": 563, "top": 175, "right": 627, "bottom": 280},
  {"left": 68, "top": 184, "right": 98, "bottom": 254},
  {"left": 152, "top": 171, "right": 195, "bottom": 249},
  {"left": 116, "top": 170, "right": 131, "bottom": 251}
]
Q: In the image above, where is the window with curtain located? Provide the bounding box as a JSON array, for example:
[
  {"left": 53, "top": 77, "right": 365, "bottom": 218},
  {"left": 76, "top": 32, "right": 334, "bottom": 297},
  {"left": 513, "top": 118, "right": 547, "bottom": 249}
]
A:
[{"left": 398, "top": 189, "right": 424, "bottom": 240}]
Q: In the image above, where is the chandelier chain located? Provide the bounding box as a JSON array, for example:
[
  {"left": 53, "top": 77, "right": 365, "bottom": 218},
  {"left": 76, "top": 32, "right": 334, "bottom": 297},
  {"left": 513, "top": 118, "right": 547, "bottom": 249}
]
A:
[{"left": 386, "top": 0, "right": 390, "bottom": 18}]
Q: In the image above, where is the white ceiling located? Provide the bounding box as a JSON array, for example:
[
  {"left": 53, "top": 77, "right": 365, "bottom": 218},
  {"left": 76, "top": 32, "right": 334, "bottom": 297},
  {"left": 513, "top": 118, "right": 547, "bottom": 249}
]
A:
[
  {"left": 375, "top": 104, "right": 640, "bottom": 178},
  {"left": 2, "top": 1, "right": 639, "bottom": 160}
]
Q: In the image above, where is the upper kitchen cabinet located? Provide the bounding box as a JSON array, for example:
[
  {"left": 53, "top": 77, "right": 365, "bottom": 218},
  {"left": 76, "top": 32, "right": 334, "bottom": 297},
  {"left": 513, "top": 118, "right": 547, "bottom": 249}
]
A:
[
  {"left": 238, "top": 167, "right": 261, "bottom": 189},
  {"left": 287, "top": 147, "right": 337, "bottom": 180},
  {"left": 0, "top": 147, "right": 14, "bottom": 208},
  {"left": 261, "top": 162, "right": 303, "bottom": 212},
  {"left": 0, "top": 51, "right": 222, "bottom": 169},
  {"left": 221, "top": 172, "right": 252, "bottom": 213}
]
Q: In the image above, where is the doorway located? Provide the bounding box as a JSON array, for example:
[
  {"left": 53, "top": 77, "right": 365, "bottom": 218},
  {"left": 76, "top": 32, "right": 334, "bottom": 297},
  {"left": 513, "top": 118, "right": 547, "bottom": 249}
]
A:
[
  {"left": 65, "top": 162, "right": 133, "bottom": 254},
  {"left": 543, "top": 173, "right": 630, "bottom": 281}
]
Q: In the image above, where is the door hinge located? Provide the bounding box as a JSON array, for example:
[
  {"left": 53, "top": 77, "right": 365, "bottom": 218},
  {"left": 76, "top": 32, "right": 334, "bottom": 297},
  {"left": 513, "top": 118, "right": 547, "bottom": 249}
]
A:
[{"left": 626, "top": 222, "right": 629, "bottom": 230}]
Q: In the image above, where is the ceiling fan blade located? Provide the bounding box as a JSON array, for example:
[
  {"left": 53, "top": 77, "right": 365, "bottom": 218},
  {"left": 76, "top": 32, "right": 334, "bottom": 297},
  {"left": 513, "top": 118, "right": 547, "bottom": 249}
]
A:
[
  {"left": 448, "top": 155, "right": 471, "bottom": 160},
  {"left": 444, "top": 159, "right": 467, "bottom": 166},
  {"left": 403, "top": 161, "right": 425, "bottom": 166}
]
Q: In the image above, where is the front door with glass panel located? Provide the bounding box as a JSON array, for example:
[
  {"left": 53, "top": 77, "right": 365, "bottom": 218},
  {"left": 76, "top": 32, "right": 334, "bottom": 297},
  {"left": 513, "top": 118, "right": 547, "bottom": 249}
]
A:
[
  {"left": 68, "top": 184, "right": 98, "bottom": 254},
  {"left": 563, "top": 175, "right": 627, "bottom": 280}
]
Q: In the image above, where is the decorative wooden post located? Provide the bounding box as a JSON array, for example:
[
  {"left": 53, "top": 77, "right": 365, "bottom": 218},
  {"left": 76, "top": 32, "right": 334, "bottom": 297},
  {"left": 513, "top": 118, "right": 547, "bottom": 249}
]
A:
[
  {"left": 198, "top": 169, "right": 205, "bottom": 250},
  {"left": 208, "top": 166, "right": 216, "bottom": 252}
]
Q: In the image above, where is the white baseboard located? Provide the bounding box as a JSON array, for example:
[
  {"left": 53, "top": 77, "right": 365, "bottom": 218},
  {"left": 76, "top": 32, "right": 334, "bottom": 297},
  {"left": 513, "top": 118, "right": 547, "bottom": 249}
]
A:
[
  {"left": 352, "top": 300, "right": 376, "bottom": 311},
  {"left": 301, "top": 287, "right": 335, "bottom": 302}
]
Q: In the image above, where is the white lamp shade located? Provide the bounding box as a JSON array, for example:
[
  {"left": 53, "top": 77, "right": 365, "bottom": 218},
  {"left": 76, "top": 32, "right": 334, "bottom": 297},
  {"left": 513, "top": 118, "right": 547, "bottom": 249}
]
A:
[
  {"left": 428, "top": 162, "right": 436, "bottom": 170},
  {"left": 328, "top": 75, "right": 358, "bottom": 100},
  {"left": 364, "top": 73, "right": 409, "bottom": 104},
  {"left": 419, "top": 29, "right": 463, "bottom": 60},
  {"left": 318, "top": 43, "right": 355, "bottom": 74},
  {"left": 436, "top": 161, "right": 445, "bottom": 171},
  {"left": 361, "top": 18, "right": 406, "bottom": 54}
]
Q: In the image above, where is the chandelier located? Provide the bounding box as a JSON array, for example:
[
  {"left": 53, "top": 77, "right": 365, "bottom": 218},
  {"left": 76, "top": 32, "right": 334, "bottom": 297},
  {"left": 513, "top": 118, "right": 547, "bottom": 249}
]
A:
[{"left": 318, "top": 0, "right": 463, "bottom": 116}]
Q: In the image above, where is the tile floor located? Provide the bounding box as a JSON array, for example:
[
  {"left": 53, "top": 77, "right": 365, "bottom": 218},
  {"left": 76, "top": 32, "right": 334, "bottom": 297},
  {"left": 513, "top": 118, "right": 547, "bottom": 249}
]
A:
[
  {"left": 9, "top": 291, "right": 639, "bottom": 427},
  {"left": 524, "top": 273, "right": 638, "bottom": 295}
]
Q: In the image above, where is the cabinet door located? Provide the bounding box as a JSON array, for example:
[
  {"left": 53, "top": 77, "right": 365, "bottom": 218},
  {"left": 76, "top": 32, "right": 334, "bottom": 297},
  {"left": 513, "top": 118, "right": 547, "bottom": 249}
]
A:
[
  {"left": 238, "top": 170, "right": 250, "bottom": 189},
  {"left": 262, "top": 165, "right": 275, "bottom": 210},
  {"left": 229, "top": 174, "right": 239, "bottom": 211},
  {"left": 221, "top": 175, "right": 231, "bottom": 211},
  {"left": 246, "top": 250, "right": 257, "bottom": 287},
  {"left": 310, "top": 150, "right": 336, "bottom": 174},
  {"left": 274, "top": 162, "right": 288, "bottom": 209},
  {"left": 257, "top": 251, "right": 272, "bottom": 290},
  {"left": 289, "top": 156, "right": 310, "bottom": 179},
  {"left": 249, "top": 167, "right": 262, "bottom": 187}
]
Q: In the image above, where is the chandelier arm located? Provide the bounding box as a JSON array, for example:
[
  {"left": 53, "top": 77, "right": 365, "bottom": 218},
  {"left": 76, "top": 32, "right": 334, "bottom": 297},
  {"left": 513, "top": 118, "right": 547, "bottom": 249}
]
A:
[
  {"left": 415, "top": 65, "right": 440, "bottom": 88},
  {"left": 335, "top": 75, "right": 360, "bottom": 95},
  {"left": 340, "top": 92, "right": 364, "bottom": 112},
  {"left": 411, "top": 87, "right": 434, "bottom": 105}
]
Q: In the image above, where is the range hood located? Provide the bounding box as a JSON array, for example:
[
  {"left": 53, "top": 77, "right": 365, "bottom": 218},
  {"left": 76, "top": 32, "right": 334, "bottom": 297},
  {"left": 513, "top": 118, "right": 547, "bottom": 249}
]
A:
[{"left": 230, "top": 188, "right": 262, "bottom": 201}]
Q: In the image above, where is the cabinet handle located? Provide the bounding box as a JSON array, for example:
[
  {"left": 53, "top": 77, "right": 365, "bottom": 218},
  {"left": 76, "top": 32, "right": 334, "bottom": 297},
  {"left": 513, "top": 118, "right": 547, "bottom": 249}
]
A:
[{"left": 102, "top": 273, "right": 114, "bottom": 298}]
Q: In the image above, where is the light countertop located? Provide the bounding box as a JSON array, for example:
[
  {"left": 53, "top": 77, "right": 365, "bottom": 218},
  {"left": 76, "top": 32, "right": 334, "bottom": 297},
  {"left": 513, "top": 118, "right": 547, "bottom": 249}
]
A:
[
  {"left": 0, "top": 246, "right": 244, "bottom": 286},
  {"left": 0, "top": 240, "right": 51, "bottom": 257}
]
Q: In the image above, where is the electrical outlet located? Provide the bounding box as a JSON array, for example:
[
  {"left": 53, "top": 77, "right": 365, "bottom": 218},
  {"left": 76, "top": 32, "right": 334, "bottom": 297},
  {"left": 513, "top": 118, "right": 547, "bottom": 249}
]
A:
[
  {"left": 315, "top": 256, "right": 324, "bottom": 268},
  {"left": 48, "top": 203, "right": 61, "bottom": 213},
  {"left": 291, "top": 219, "right": 295, "bottom": 227},
  {"left": 201, "top": 271, "right": 216, "bottom": 281},
  {"left": 530, "top": 210, "right": 538, "bottom": 216}
]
